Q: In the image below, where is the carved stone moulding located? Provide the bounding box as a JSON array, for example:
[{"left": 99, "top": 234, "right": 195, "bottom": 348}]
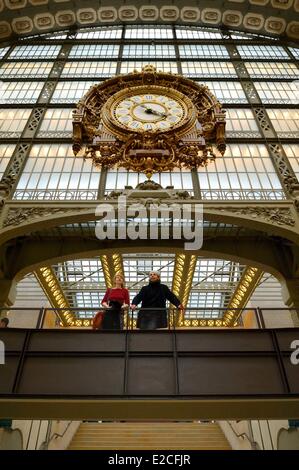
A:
[
  {"left": 0, "top": 0, "right": 4, "bottom": 13},
  {"left": 3, "top": 206, "right": 88, "bottom": 228},
  {"left": 98, "top": 7, "right": 118, "bottom": 23},
  {"left": 201, "top": 8, "right": 222, "bottom": 25},
  {"left": 271, "top": 0, "right": 294, "bottom": 9},
  {"left": 118, "top": 6, "right": 138, "bottom": 22},
  {"left": 160, "top": 6, "right": 180, "bottom": 21},
  {"left": 5, "top": 0, "right": 27, "bottom": 9},
  {"left": 217, "top": 206, "right": 296, "bottom": 228},
  {"left": 33, "top": 13, "right": 55, "bottom": 31},
  {"left": 11, "top": 16, "right": 33, "bottom": 34},
  {"left": 286, "top": 21, "right": 299, "bottom": 39},
  {"left": 77, "top": 8, "right": 97, "bottom": 25},
  {"left": 249, "top": 0, "right": 269, "bottom": 5},
  {"left": 180, "top": 7, "right": 201, "bottom": 22},
  {"left": 222, "top": 10, "right": 243, "bottom": 27},
  {"left": 0, "top": 21, "right": 11, "bottom": 38},
  {"left": 55, "top": 10, "right": 76, "bottom": 27},
  {"left": 295, "top": 0, "right": 299, "bottom": 12},
  {"left": 29, "top": 0, "right": 48, "bottom": 5},
  {"left": 139, "top": 5, "right": 159, "bottom": 21},
  {"left": 265, "top": 17, "right": 286, "bottom": 34},
  {"left": 243, "top": 13, "right": 265, "bottom": 31}
]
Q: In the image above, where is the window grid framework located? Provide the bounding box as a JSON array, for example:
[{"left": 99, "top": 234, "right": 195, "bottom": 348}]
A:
[
  {"left": 200, "top": 81, "right": 248, "bottom": 103},
  {"left": 14, "top": 144, "right": 101, "bottom": 201},
  {"left": 0, "top": 47, "right": 9, "bottom": 59},
  {"left": 9, "top": 45, "right": 62, "bottom": 60},
  {"left": 76, "top": 27, "right": 123, "bottom": 40},
  {"left": 123, "top": 254, "right": 175, "bottom": 287},
  {"left": 37, "top": 109, "right": 73, "bottom": 137},
  {"left": 254, "top": 81, "right": 299, "bottom": 104},
  {"left": 244, "top": 62, "right": 298, "bottom": 79},
  {"left": 68, "top": 44, "right": 120, "bottom": 58},
  {"left": 61, "top": 61, "right": 117, "bottom": 78},
  {"left": 179, "top": 45, "right": 230, "bottom": 59},
  {"left": 0, "top": 81, "right": 44, "bottom": 104},
  {"left": 0, "top": 24, "right": 297, "bottom": 205},
  {"left": 120, "top": 61, "right": 178, "bottom": 74},
  {"left": 176, "top": 27, "right": 222, "bottom": 40},
  {"left": 0, "top": 109, "right": 32, "bottom": 137},
  {"left": 122, "top": 44, "right": 176, "bottom": 58},
  {"left": 266, "top": 109, "right": 299, "bottom": 137},
  {"left": 106, "top": 168, "right": 193, "bottom": 193},
  {"left": 181, "top": 61, "right": 238, "bottom": 78},
  {"left": 0, "top": 61, "right": 54, "bottom": 79},
  {"left": 0, "top": 144, "right": 16, "bottom": 177},
  {"left": 282, "top": 144, "right": 299, "bottom": 178},
  {"left": 199, "top": 144, "right": 285, "bottom": 200},
  {"left": 50, "top": 81, "right": 99, "bottom": 103},
  {"left": 237, "top": 45, "right": 290, "bottom": 60},
  {"left": 125, "top": 26, "right": 173, "bottom": 39}
]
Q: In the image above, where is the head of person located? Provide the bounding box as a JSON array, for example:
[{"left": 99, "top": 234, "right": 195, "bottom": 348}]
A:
[
  {"left": 149, "top": 271, "right": 161, "bottom": 283},
  {"left": 113, "top": 273, "right": 125, "bottom": 288},
  {"left": 0, "top": 317, "right": 9, "bottom": 328}
]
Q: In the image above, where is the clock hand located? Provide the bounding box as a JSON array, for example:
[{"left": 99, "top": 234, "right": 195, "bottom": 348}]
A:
[
  {"left": 139, "top": 104, "right": 168, "bottom": 118},
  {"left": 149, "top": 109, "right": 168, "bottom": 118}
]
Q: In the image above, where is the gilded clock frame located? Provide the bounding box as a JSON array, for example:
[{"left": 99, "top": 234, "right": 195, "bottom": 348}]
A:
[
  {"left": 102, "top": 85, "right": 197, "bottom": 137},
  {"left": 73, "top": 66, "right": 226, "bottom": 177}
]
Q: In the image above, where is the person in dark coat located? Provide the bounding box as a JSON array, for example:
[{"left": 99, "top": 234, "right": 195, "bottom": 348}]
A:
[{"left": 131, "top": 271, "right": 184, "bottom": 330}]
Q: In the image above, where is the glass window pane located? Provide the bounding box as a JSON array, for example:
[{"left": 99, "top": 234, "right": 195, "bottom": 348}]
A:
[
  {"left": 61, "top": 61, "right": 117, "bottom": 78},
  {"left": 0, "top": 144, "right": 15, "bottom": 176},
  {"left": 245, "top": 62, "right": 298, "bottom": 79},
  {"left": 76, "top": 27, "right": 122, "bottom": 40},
  {"left": 69, "top": 45, "right": 119, "bottom": 58},
  {"left": 14, "top": 144, "right": 101, "bottom": 201},
  {"left": 179, "top": 45, "right": 229, "bottom": 59},
  {"left": 9, "top": 45, "right": 61, "bottom": 59},
  {"left": 181, "top": 62, "right": 237, "bottom": 78},
  {"left": 255, "top": 81, "right": 299, "bottom": 104},
  {"left": 37, "top": 109, "right": 73, "bottom": 137},
  {"left": 122, "top": 45, "right": 176, "bottom": 59},
  {"left": 0, "top": 109, "right": 31, "bottom": 137},
  {"left": 237, "top": 45, "right": 289, "bottom": 59},
  {"left": 283, "top": 144, "right": 299, "bottom": 179},
  {"left": 125, "top": 26, "right": 173, "bottom": 39},
  {"left": 0, "top": 61, "right": 53, "bottom": 79},
  {"left": 267, "top": 109, "right": 299, "bottom": 137},
  {"left": 0, "top": 81, "right": 44, "bottom": 104},
  {"left": 120, "top": 61, "right": 178, "bottom": 74},
  {"left": 199, "top": 144, "right": 284, "bottom": 200}
]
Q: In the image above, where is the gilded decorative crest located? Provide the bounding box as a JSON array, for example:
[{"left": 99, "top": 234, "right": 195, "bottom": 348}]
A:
[{"left": 73, "top": 66, "right": 226, "bottom": 178}]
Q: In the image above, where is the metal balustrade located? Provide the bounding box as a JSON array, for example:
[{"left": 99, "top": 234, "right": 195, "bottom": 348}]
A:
[{"left": 1, "top": 306, "right": 298, "bottom": 329}]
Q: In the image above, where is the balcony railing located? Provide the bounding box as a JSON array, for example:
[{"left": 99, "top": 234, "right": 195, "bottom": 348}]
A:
[{"left": 1, "top": 306, "right": 298, "bottom": 329}]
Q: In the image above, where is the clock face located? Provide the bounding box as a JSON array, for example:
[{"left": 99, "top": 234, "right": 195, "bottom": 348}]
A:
[{"left": 114, "top": 94, "right": 185, "bottom": 132}]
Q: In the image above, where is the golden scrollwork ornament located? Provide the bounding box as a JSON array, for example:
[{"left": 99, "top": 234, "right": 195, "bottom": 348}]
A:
[{"left": 73, "top": 66, "right": 226, "bottom": 178}]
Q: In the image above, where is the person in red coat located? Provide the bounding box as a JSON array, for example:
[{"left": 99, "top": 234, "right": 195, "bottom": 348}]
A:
[{"left": 101, "top": 273, "right": 129, "bottom": 330}]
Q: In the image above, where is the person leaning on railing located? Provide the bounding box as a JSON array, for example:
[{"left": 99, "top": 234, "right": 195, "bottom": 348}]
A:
[
  {"left": 131, "top": 271, "right": 184, "bottom": 330},
  {"left": 101, "top": 273, "right": 129, "bottom": 330}
]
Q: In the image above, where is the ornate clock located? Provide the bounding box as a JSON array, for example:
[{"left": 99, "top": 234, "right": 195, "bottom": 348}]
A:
[
  {"left": 73, "top": 66, "right": 226, "bottom": 178},
  {"left": 101, "top": 86, "right": 196, "bottom": 136}
]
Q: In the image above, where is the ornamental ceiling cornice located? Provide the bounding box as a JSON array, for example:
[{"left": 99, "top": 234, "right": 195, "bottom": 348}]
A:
[{"left": 0, "top": 0, "right": 298, "bottom": 43}]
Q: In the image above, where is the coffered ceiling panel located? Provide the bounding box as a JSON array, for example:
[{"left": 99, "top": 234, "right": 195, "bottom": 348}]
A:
[{"left": 0, "top": 0, "right": 298, "bottom": 42}]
